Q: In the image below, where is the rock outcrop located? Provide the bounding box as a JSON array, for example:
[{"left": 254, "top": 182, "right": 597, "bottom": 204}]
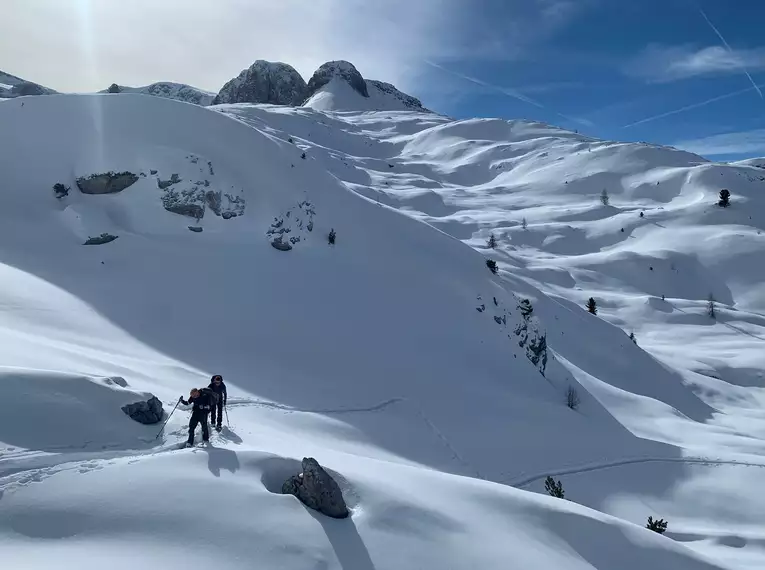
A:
[
  {"left": 213, "top": 60, "right": 307, "bottom": 106},
  {"left": 121, "top": 396, "right": 163, "bottom": 424},
  {"left": 76, "top": 172, "right": 139, "bottom": 194},
  {"left": 306, "top": 61, "right": 368, "bottom": 99},
  {"left": 281, "top": 457, "right": 349, "bottom": 518}
]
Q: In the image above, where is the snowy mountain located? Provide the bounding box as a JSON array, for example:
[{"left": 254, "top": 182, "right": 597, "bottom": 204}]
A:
[
  {"left": 0, "top": 69, "right": 56, "bottom": 98},
  {"left": 100, "top": 82, "right": 215, "bottom": 106},
  {"left": 212, "top": 60, "right": 308, "bottom": 106},
  {"left": 2, "top": 90, "right": 765, "bottom": 570}
]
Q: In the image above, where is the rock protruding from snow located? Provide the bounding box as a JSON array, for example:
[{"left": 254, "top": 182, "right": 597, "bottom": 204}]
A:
[
  {"left": 281, "top": 457, "right": 349, "bottom": 519},
  {"left": 306, "top": 61, "right": 369, "bottom": 99},
  {"left": 266, "top": 201, "right": 315, "bottom": 247},
  {"left": 213, "top": 61, "right": 307, "bottom": 106},
  {"left": 77, "top": 172, "right": 139, "bottom": 194},
  {"left": 514, "top": 299, "right": 548, "bottom": 376},
  {"left": 121, "top": 396, "right": 163, "bottom": 425}
]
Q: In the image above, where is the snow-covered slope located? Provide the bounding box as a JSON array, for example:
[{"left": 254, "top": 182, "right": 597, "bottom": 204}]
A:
[
  {"left": 0, "top": 70, "right": 56, "bottom": 98},
  {"left": 100, "top": 82, "right": 215, "bottom": 105},
  {"left": 1, "top": 92, "right": 763, "bottom": 569}
]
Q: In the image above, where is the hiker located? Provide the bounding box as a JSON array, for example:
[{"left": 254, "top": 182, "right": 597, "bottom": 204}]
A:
[
  {"left": 208, "top": 374, "right": 227, "bottom": 431},
  {"left": 179, "top": 388, "right": 213, "bottom": 446}
]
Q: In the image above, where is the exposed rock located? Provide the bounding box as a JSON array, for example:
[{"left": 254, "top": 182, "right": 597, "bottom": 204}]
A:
[
  {"left": 11, "top": 81, "right": 49, "bottom": 96},
  {"left": 213, "top": 60, "right": 308, "bottom": 106},
  {"left": 514, "top": 304, "right": 548, "bottom": 376},
  {"left": 205, "top": 190, "right": 222, "bottom": 216},
  {"left": 157, "top": 173, "right": 181, "bottom": 189},
  {"left": 281, "top": 457, "right": 349, "bottom": 518},
  {"left": 267, "top": 201, "right": 315, "bottom": 247},
  {"left": 188, "top": 226, "right": 203, "bottom": 233},
  {"left": 306, "top": 61, "right": 368, "bottom": 99},
  {"left": 150, "top": 169, "right": 158, "bottom": 175},
  {"left": 121, "top": 396, "right": 163, "bottom": 425},
  {"left": 107, "top": 83, "right": 121, "bottom": 93},
  {"left": 84, "top": 233, "right": 118, "bottom": 245},
  {"left": 53, "top": 183, "right": 70, "bottom": 199},
  {"left": 271, "top": 238, "right": 292, "bottom": 251},
  {"left": 367, "top": 80, "right": 428, "bottom": 111},
  {"left": 77, "top": 172, "right": 139, "bottom": 194},
  {"left": 165, "top": 202, "right": 205, "bottom": 219}
]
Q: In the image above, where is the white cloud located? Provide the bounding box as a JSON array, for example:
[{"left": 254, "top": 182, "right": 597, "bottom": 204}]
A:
[
  {"left": 0, "top": 0, "right": 464, "bottom": 94},
  {"left": 673, "top": 129, "right": 765, "bottom": 157},
  {"left": 626, "top": 44, "right": 765, "bottom": 83}
]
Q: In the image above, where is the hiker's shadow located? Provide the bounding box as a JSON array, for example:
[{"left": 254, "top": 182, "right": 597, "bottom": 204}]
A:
[
  {"left": 305, "top": 508, "right": 376, "bottom": 570},
  {"left": 203, "top": 444, "right": 240, "bottom": 477},
  {"left": 219, "top": 426, "right": 243, "bottom": 444}
]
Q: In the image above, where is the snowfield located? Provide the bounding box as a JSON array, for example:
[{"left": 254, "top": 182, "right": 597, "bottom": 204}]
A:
[{"left": 1, "top": 91, "right": 764, "bottom": 570}]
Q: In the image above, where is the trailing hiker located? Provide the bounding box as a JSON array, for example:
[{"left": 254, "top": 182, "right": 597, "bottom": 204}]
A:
[
  {"left": 208, "top": 374, "right": 227, "bottom": 432},
  {"left": 179, "top": 387, "right": 214, "bottom": 447}
]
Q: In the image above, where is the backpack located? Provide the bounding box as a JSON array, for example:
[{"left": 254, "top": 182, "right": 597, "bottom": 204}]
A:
[{"left": 200, "top": 387, "right": 219, "bottom": 408}]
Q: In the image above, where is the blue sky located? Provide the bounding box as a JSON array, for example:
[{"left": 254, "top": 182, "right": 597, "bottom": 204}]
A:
[
  {"left": 419, "top": 0, "right": 765, "bottom": 160},
  {"left": 3, "top": 0, "right": 765, "bottom": 160}
]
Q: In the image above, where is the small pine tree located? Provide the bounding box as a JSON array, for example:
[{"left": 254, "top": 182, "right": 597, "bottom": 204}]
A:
[
  {"left": 328, "top": 228, "right": 336, "bottom": 245},
  {"left": 707, "top": 293, "right": 716, "bottom": 319},
  {"left": 566, "top": 386, "right": 580, "bottom": 410},
  {"left": 518, "top": 298, "right": 533, "bottom": 318},
  {"left": 586, "top": 297, "right": 597, "bottom": 315},
  {"left": 646, "top": 516, "right": 668, "bottom": 534},
  {"left": 486, "top": 259, "right": 498, "bottom": 274},
  {"left": 600, "top": 188, "right": 610, "bottom": 206},
  {"left": 718, "top": 189, "right": 730, "bottom": 207},
  {"left": 544, "top": 476, "right": 565, "bottom": 498},
  {"left": 521, "top": 217, "right": 528, "bottom": 230},
  {"left": 301, "top": 152, "right": 306, "bottom": 160},
  {"left": 487, "top": 233, "right": 497, "bottom": 249}
]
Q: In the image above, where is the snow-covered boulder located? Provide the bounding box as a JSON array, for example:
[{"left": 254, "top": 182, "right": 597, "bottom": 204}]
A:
[
  {"left": 76, "top": 172, "right": 139, "bottom": 194},
  {"left": 121, "top": 396, "right": 163, "bottom": 425},
  {"left": 281, "top": 457, "right": 349, "bottom": 519},
  {"left": 212, "top": 60, "right": 307, "bottom": 106},
  {"left": 306, "top": 60, "right": 368, "bottom": 99}
]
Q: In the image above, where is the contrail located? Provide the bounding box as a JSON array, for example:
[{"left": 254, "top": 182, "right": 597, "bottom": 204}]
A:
[
  {"left": 623, "top": 84, "right": 759, "bottom": 128},
  {"left": 698, "top": 6, "right": 763, "bottom": 98},
  {"left": 424, "top": 60, "right": 593, "bottom": 127}
]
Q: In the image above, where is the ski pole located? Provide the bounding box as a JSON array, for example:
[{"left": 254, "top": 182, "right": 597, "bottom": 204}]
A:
[
  {"left": 224, "top": 403, "right": 229, "bottom": 426},
  {"left": 155, "top": 398, "right": 181, "bottom": 440}
]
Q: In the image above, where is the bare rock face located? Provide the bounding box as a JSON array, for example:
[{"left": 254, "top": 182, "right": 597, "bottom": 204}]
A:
[
  {"left": 306, "top": 61, "right": 368, "bottom": 98},
  {"left": 281, "top": 457, "right": 349, "bottom": 519},
  {"left": 213, "top": 60, "right": 308, "bottom": 106},
  {"left": 77, "top": 172, "right": 139, "bottom": 194}
]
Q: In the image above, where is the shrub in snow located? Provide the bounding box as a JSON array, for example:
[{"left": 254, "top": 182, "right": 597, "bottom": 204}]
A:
[
  {"left": 76, "top": 171, "right": 139, "bottom": 194},
  {"left": 707, "top": 294, "right": 716, "bottom": 319},
  {"left": 282, "top": 457, "right": 349, "bottom": 519},
  {"left": 301, "top": 152, "right": 306, "bottom": 160},
  {"left": 719, "top": 188, "right": 730, "bottom": 207},
  {"left": 646, "top": 516, "right": 668, "bottom": 534},
  {"left": 600, "top": 188, "right": 609, "bottom": 206},
  {"left": 566, "top": 386, "right": 580, "bottom": 410},
  {"left": 586, "top": 297, "right": 597, "bottom": 315},
  {"left": 121, "top": 396, "right": 163, "bottom": 424},
  {"left": 84, "top": 233, "right": 118, "bottom": 245},
  {"left": 328, "top": 228, "right": 336, "bottom": 245},
  {"left": 53, "top": 182, "right": 70, "bottom": 199},
  {"left": 487, "top": 233, "right": 497, "bottom": 249},
  {"left": 486, "top": 259, "right": 498, "bottom": 274},
  {"left": 640, "top": 211, "right": 644, "bottom": 218},
  {"left": 544, "top": 476, "right": 564, "bottom": 498}
]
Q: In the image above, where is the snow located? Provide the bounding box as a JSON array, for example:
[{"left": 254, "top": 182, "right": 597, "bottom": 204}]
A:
[
  {"left": 304, "top": 76, "right": 430, "bottom": 112},
  {"left": 1, "top": 92, "right": 764, "bottom": 569},
  {"left": 101, "top": 82, "right": 215, "bottom": 106}
]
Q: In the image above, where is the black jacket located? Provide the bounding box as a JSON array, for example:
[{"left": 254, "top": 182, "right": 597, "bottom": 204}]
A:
[
  {"left": 208, "top": 381, "right": 227, "bottom": 405},
  {"left": 181, "top": 392, "right": 213, "bottom": 411}
]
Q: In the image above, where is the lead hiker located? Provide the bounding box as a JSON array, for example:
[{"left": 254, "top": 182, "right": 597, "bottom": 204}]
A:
[
  {"left": 208, "top": 374, "right": 227, "bottom": 432},
  {"left": 179, "top": 387, "right": 214, "bottom": 447}
]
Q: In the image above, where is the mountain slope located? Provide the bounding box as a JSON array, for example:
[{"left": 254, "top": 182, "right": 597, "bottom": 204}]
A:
[
  {"left": 0, "top": 70, "right": 56, "bottom": 98},
  {"left": 0, "top": 93, "right": 739, "bottom": 569},
  {"left": 101, "top": 82, "right": 215, "bottom": 105}
]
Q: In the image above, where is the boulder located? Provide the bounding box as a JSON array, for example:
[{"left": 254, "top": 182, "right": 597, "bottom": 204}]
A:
[
  {"left": 188, "top": 226, "right": 203, "bottom": 233},
  {"left": 77, "top": 172, "right": 139, "bottom": 194},
  {"left": 213, "top": 60, "right": 308, "bottom": 106},
  {"left": 84, "top": 233, "right": 118, "bottom": 245},
  {"left": 165, "top": 203, "right": 205, "bottom": 219},
  {"left": 122, "top": 396, "right": 163, "bottom": 424},
  {"left": 205, "top": 190, "right": 222, "bottom": 216},
  {"left": 271, "top": 238, "right": 292, "bottom": 251},
  {"left": 157, "top": 173, "right": 181, "bottom": 189},
  {"left": 281, "top": 457, "right": 349, "bottom": 518}
]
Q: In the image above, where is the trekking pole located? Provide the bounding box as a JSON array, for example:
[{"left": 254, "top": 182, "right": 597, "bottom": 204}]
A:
[
  {"left": 155, "top": 398, "right": 181, "bottom": 440},
  {"left": 224, "top": 403, "right": 230, "bottom": 427}
]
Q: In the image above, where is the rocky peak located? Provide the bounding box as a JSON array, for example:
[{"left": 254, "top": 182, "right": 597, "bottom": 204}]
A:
[
  {"left": 212, "top": 60, "right": 307, "bottom": 106},
  {"left": 306, "top": 60, "right": 368, "bottom": 99},
  {"left": 367, "top": 80, "right": 428, "bottom": 112}
]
